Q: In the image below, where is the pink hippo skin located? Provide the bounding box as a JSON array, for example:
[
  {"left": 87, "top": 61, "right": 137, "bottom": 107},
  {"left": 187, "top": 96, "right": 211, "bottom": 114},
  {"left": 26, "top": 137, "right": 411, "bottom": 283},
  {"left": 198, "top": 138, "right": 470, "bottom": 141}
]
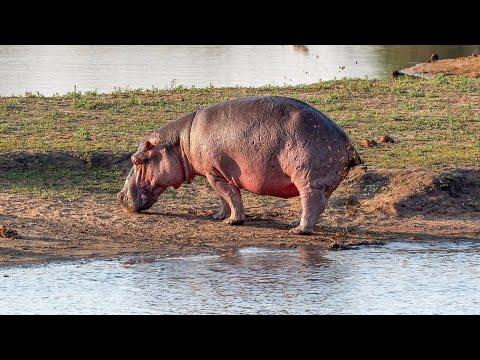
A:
[{"left": 118, "top": 96, "right": 362, "bottom": 235}]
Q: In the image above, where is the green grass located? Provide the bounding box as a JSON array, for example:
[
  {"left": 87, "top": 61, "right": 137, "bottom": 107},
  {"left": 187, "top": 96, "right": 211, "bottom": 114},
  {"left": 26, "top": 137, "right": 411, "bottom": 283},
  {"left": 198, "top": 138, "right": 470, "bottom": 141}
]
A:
[
  {"left": 75, "top": 126, "right": 90, "bottom": 140},
  {"left": 1, "top": 76, "right": 479, "bottom": 199}
]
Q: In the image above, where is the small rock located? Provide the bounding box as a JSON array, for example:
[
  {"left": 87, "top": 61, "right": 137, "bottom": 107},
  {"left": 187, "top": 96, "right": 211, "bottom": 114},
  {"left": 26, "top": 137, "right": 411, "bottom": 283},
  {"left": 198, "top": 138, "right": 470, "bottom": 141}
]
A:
[
  {"left": 379, "top": 135, "right": 395, "bottom": 143},
  {"left": 0, "top": 226, "right": 18, "bottom": 238},
  {"left": 344, "top": 195, "right": 359, "bottom": 206},
  {"left": 361, "top": 139, "right": 378, "bottom": 148},
  {"left": 431, "top": 53, "right": 439, "bottom": 62},
  {"left": 390, "top": 70, "right": 402, "bottom": 77},
  {"left": 3, "top": 275, "right": 9, "bottom": 278},
  {"left": 328, "top": 242, "right": 347, "bottom": 250}
]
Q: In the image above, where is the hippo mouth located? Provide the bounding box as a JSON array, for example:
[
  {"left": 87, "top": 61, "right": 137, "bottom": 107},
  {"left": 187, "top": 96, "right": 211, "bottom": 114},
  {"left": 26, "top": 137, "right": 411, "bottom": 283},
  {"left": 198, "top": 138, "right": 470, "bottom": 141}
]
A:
[
  {"left": 135, "top": 193, "right": 156, "bottom": 212},
  {"left": 117, "top": 187, "right": 165, "bottom": 213}
]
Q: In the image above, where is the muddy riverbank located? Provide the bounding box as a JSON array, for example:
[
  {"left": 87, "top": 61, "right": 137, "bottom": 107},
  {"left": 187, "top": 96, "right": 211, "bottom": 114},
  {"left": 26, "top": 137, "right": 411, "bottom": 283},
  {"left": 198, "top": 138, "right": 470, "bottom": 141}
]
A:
[{"left": 1, "top": 166, "right": 479, "bottom": 267}]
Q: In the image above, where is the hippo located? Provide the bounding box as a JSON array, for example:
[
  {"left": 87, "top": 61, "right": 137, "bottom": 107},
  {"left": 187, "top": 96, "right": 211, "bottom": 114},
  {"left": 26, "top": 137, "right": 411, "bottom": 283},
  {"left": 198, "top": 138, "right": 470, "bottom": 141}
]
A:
[{"left": 118, "top": 96, "right": 362, "bottom": 234}]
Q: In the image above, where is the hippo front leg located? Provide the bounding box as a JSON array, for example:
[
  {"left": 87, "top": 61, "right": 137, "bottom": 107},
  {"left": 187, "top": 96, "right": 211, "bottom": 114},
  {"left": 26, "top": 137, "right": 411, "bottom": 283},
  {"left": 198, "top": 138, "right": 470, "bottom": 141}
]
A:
[
  {"left": 213, "top": 197, "right": 231, "bottom": 220},
  {"left": 289, "top": 186, "right": 327, "bottom": 235},
  {"left": 206, "top": 174, "right": 245, "bottom": 225},
  {"left": 288, "top": 219, "right": 301, "bottom": 228}
]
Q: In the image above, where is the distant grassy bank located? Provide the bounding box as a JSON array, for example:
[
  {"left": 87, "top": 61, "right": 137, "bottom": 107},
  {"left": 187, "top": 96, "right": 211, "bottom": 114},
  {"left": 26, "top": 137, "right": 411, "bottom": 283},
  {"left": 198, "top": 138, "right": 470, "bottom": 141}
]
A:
[{"left": 1, "top": 76, "right": 479, "bottom": 200}]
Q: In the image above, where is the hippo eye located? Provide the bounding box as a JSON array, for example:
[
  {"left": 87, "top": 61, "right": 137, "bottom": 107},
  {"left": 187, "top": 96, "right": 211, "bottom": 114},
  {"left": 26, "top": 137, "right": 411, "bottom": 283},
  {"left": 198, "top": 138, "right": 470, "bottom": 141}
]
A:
[
  {"left": 132, "top": 158, "right": 140, "bottom": 166},
  {"left": 133, "top": 156, "right": 149, "bottom": 166}
]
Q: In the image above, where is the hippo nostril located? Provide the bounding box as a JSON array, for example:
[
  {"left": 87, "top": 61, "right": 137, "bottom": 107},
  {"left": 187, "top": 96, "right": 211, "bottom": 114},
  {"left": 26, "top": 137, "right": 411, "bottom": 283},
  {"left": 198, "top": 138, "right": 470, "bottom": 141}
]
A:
[
  {"left": 117, "top": 192, "right": 129, "bottom": 206},
  {"left": 117, "top": 192, "right": 124, "bottom": 203}
]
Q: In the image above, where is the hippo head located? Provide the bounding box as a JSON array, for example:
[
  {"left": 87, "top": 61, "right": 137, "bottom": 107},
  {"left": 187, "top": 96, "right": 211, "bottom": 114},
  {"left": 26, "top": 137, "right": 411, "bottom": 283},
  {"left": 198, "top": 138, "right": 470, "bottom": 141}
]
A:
[{"left": 117, "top": 139, "right": 184, "bottom": 213}]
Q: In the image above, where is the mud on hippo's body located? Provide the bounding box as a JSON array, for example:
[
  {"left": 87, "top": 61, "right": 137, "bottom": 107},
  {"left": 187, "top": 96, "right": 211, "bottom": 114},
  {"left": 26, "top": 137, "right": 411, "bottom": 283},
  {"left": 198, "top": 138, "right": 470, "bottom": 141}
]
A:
[{"left": 118, "top": 96, "right": 362, "bottom": 235}]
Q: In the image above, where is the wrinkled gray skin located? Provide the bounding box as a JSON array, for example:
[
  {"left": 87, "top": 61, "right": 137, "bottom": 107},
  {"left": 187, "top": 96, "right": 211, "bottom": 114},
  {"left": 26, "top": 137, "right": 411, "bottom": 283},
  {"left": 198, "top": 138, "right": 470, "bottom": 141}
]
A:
[{"left": 118, "top": 96, "right": 362, "bottom": 235}]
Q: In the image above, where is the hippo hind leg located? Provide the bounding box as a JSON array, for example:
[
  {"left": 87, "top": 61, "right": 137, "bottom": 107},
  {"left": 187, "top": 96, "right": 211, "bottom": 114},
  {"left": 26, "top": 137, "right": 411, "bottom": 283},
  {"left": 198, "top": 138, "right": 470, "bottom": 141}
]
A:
[
  {"left": 213, "top": 197, "right": 231, "bottom": 220},
  {"left": 206, "top": 174, "right": 245, "bottom": 225},
  {"left": 289, "top": 185, "right": 327, "bottom": 235}
]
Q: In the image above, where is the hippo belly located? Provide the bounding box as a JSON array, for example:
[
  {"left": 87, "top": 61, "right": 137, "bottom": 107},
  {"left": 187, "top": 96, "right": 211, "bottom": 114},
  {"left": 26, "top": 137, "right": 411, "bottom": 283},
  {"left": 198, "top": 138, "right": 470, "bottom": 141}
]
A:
[
  {"left": 207, "top": 150, "right": 301, "bottom": 198},
  {"left": 244, "top": 181, "right": 300, "bottom": 198},
  {"left": 236, "top": 169, "right": 300, "bottom": 198}
]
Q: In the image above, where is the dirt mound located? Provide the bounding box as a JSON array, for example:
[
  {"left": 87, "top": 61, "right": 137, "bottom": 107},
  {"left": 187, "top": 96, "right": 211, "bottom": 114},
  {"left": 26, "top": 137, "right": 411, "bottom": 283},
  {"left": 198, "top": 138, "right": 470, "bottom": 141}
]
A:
[
  {"left": 379, "top": 135, "right": 395, "bottom": 143},
  {"left": 334, "top": 167, "right": 480, "bottom": 218},
  {"left": 360, "top": 139, "right": 378, "bottom": 148}
]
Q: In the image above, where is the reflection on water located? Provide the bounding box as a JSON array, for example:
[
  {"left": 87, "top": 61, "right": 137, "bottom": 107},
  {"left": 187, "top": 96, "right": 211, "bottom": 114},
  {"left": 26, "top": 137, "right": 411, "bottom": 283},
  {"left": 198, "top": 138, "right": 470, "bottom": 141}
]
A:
[
  {"left": 0, "top": 45, "right": 478, "bottom": 96},
  {"left": 1, "top": 242, "right": 480, "bottom": 314},
  {"left": 297, "top": 245, "right": 332, "bottom": 266}
]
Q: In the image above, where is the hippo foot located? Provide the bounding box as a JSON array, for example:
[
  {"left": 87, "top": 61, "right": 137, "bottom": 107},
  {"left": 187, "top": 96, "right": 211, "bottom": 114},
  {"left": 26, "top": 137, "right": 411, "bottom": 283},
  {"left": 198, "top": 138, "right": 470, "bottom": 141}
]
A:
[
  {"left": 288, "top": 219, "right": 300, "bottom": 228},
  {"left": 213, "top": 210, "right": 230, "bottom": 220},
  {"left": 289, "top": 226, "right": 313, "bottom": 235},
  {"left": 223, "top": 217, "right": 245, "bottom": 226}
]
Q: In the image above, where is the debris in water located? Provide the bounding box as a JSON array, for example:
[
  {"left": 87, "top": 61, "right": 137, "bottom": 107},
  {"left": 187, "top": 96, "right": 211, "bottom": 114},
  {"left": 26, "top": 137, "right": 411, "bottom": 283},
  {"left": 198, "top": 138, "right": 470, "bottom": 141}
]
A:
[{"left": 293, "top": 45, "right": 309, "bottom": 53}]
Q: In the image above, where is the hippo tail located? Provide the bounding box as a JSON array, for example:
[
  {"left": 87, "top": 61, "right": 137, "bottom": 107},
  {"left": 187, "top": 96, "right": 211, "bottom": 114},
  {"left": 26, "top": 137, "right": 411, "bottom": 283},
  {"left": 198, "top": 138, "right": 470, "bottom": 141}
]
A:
[{"left": 347, "top": 143, "right": 363, "bottom": 169}]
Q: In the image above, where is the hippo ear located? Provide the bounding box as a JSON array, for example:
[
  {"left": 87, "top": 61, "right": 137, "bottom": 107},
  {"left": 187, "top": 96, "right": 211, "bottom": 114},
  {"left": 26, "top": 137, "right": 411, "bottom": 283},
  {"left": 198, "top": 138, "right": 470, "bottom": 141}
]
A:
[{"left": 144, "top": 140, "right": 155, "bottom": 152}]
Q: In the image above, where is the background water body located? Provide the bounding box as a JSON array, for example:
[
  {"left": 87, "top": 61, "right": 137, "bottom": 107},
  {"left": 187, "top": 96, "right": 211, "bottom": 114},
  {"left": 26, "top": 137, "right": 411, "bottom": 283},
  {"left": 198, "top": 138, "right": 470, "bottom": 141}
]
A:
[
  {"left": 1, "top": 242, "right": 479, "bottom": 314},
  {"left": 0, "top": 45, "right": 478, "bottom": 96}
]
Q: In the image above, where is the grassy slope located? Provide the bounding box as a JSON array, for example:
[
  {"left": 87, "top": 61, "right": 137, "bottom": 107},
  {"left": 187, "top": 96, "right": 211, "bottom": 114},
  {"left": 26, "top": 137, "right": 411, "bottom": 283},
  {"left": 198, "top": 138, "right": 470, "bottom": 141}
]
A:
[{"left": 1, "top": 76, "right": 479, "bottom": 200}]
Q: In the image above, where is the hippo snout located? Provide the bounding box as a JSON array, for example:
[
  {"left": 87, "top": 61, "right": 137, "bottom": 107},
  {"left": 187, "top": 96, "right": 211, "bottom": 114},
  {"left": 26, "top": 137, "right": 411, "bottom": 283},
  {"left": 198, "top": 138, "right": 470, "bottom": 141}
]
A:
[
  {"left": 117, "top": 191, "right": 138, "bottom": 213},
  {"left": 117, "top": 190, "right": 125, "bottom": 204},
  {"left": 117, "top": 189, "right": 156, "bottom": 213}
]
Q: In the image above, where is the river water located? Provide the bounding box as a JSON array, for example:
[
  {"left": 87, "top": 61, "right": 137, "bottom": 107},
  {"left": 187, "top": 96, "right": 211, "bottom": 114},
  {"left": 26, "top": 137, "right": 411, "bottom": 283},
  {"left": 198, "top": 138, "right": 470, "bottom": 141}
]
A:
[
  {"left": 1, "top": 242, "right": 479, "bottom": 314},
  {"left": 0, "top": 45, "right": 479, "bottom": 96}
]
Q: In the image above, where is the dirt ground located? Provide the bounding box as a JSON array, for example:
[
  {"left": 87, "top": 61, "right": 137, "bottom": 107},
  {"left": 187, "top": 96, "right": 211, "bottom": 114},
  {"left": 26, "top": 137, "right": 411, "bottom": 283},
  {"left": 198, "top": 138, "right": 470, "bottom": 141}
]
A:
[
  {"left": 1, "top": 166, "right": 479, "bottom": 267},
  {"left": 402, "top": 55, "right": 480, "bottom": 78}
]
